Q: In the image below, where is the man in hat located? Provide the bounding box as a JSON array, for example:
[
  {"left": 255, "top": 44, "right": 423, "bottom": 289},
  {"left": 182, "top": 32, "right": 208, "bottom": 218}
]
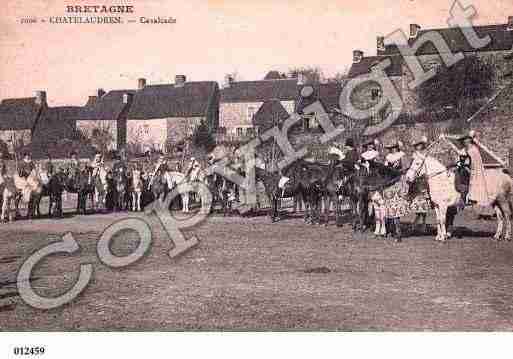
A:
[
  {"left": 340, "top": 138, "right": 359, "bottom": 172},
  {"left": 89, "top": 152, "right": 104, "bottom": 179},
  {"left": 185, "top": 157, "right": 201, "bottom": 181},
  {"left": 68, "top": 151, "right": 80, "bottom": 173},
  {"left": 360, "top": 139, "right": 381, "bottom": 175},
  {"left": 18, "top": 152, "right": 35, "bottom": 179},
  {"left": 148, "top": 154, "right": 168, "bottom": 189},
  {"left": 384, "top": 140, "right": 407, "bottom": 171}
]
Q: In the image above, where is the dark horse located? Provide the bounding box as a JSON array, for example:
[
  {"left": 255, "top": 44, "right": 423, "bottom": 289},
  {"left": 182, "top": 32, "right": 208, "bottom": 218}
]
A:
[
  {"left": 32, "top": 170, "right": 68, "bottom": 218},
  {"left": 345, "top": 162, "right": 403, "bottom": 233},
  {"left": 255, "top": 161, "right": 309, "bottom": 223},
  {"left": 113, "top": 169, "right": 129, "bottom": 211},
  {"left": 65, "top": 167, "right": 95, "bottom": 215}
]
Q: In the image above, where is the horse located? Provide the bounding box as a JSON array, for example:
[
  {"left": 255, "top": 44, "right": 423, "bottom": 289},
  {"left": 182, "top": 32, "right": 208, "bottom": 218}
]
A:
[
  {"left": 129, "top": 167, "right": 145, "bottom": 212},
  {"left": 0, "top": 171, "right": 19, "bottom": 222},
  {"left": 93, "top": 166, "right": 109, "bottom": 212},
  {"left": 13, "top": 169, "right": 43, "bottom": 219},
  {"left": 113, "top": 168, "right": 128, "bottom": 211},
  {"left": 65, "top": 166, "right": 96, "bottom": 215},
  {"left": 31, "top": 167, "right": 67, "bottom": 218},
  {"left": 165, "top": 171, "right": 193, "bottom": 213},
  {"left": 149, "top": 170, "right": 168, "bottom": 204},
  {"left": 344, "top": 163, "right": 403, "bottom": 236},
  {"left": 405, "top": 155, "right": 513, "bottom": 241},
  {"left": 255, "top": 162, "right": 307, "bottom": 222}
]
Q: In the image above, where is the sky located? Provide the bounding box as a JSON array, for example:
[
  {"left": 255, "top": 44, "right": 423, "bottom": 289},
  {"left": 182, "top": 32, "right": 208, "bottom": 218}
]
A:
[{"left": 1, "top": 0, "right": 513, "bottom": 106}]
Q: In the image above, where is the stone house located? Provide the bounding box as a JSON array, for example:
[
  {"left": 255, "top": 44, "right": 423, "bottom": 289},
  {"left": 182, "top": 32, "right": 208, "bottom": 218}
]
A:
[
  {"left": 219, "top": 73, "right": 299, "bottom": 142},
  {"left": 347, "top": 16, "right": 513, "bottom": 165},
  {"left": 0, "top": 91, "right": 48, "bottom": 154},
  {"left": 76, "top": 88, "right": 134, "bottom": 151},
  {"left": 127, "top": 76, "right": 219, "bottom": 154}
]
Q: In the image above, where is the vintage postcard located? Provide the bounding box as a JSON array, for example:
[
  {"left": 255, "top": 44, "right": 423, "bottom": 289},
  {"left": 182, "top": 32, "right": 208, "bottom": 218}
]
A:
[{"left": 2, "top": 0, "right": 513, "bottom": 356}]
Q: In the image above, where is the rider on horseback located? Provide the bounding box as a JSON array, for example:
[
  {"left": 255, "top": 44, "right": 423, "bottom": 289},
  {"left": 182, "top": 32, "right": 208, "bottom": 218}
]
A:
[
  {"left": 18, "top": 152, "right": 34, "bottom": 179},
  {"left": 360, "top": 139, "right": 381, "bottom": 175},
  {"left": 384, "top": 140, "right": 406, "bottom": 171},
  {"left": 89, "top": 152, "right": 104, "bottom": 178}
]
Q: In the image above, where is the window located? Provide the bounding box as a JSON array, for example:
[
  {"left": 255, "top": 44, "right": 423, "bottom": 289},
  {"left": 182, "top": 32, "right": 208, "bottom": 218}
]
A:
[
  {"left": 246, "top": 127, "right": 255, "bottom": 137},
  {"left": 218, "top": 127, "right": 227, "bottom": 135},
  {"left": 236, "top": 127, "right": 244, "bottom": 137},
  {"left": 303, "top": 115, "right": 313, "bottom": 131},
  {"left": 247, "top": 106, "right": 257, "bottom": 123},
  {"left": 371, "top": 88, "right": 381, "bottom": 101}
]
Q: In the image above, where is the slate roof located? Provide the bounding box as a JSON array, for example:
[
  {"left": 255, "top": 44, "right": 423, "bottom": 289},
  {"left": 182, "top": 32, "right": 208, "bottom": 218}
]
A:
[
  {"left": 395, "top": 108, "right": 460, "bottom": 125},
  {"left": 0, "top": 97, "right": 42, "bottom": 130},
  {"left": 128, "top": 81, "right": 218, "bottom": 119},
  {"left": 252, "top": 99, "right": 290, "bottom": 132},
  {"left": 221, "top": 79, "right": 299, "bottom": 103},
  {"left": 296, "top": 82, "right": 344, "bottom": 114},
  {"left": 379, "top": 24, "right": 513, "bottom": 57},
  {"left": 347, "top": 55, "right": 403, "bottom": 78},
  {"left": 35, "top": 106, "right": 81, "bottom": 142},
  {"left": 77, "top": 90, "right": 135, "bottom": 121}
]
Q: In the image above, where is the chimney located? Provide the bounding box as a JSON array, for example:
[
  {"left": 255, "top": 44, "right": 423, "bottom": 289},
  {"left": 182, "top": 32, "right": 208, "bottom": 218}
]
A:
[
  {"left": 410, "top": 24, "right": 421, "bottom": 38},
  {"left": 97, "top": 88, "right": 106, "bottom": 98},
  {"left": 297, "top": 72, "right": 306, "bottom": 85},
  {"left": 508, "top": 16, "right": 513, "bottom": 30},
  {"left": 224, "top": 74, "right": 234, "bottom": 88},
  {"left": 353, "top": 50, "right": 364, "bottom": 63},
  {"left": 34, "top": 90, "right": 47, "bottom": 107},
  {"left": 377, "top": 36, "right": 385, "bottom": 52},
  {"left": 175, "top": 75, "right": 186, "bottom": 87},
  {"left": 137, "top": 78, "right": 146, "bottom": 90},
  {"left": 123, "top": 93, "right": 133, "bottom": 104}
]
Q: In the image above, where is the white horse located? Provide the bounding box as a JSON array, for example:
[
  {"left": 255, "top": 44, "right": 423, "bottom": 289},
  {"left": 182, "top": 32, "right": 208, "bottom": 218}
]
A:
[
  {"left": 93, "top": 166, "right": 109, "bottom": 212},
  {"left": 13, "top": 168, "right": 43, "bottom": 219},
  {"left": 165, "top": 171, "right": 191, "bottom": 212},
  {"left": 406, "top": 155, "right": 513, "bottom": 241},
  {"left": 0, "top": 172, "right": 18, "bottom": 222},
  {"left": 131, "top": 168, "right": 144, "bottom": 212}
]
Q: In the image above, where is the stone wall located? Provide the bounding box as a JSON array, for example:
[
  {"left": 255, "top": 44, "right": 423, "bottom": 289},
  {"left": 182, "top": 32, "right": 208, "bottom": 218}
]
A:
[
  {"left": 349, "top": 48, "right": 513, "bottom": 166},
  {"left": 220, "top": 100, "right": 295, "bottom": 135},
  {"left": 127, "top": 117, "right": 203, "bottom": 153}
]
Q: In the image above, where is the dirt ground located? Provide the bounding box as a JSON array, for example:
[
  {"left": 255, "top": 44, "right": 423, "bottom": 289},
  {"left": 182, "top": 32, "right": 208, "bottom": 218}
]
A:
[{"left": 1, "top": 200, "right": 513, "bottom": 331}]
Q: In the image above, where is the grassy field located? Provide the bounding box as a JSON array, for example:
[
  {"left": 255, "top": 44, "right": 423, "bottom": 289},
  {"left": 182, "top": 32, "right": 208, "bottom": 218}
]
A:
[{"left": 1, "top": 207, "right": 513, "bottom": 331}]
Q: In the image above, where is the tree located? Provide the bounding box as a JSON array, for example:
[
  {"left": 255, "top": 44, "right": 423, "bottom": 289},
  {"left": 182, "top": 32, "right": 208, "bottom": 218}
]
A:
[
  {"left": 87, "top": 122, "right": 114, "bottom": 154},
  {"left": 416, "top": 56, "right": 495, "bottom": 124},
  {"left": 288, "top": 66, "right": 324, "bottom": 83},
  {"left": 191, "top": 121, "right": 216, "bottom": 153}
]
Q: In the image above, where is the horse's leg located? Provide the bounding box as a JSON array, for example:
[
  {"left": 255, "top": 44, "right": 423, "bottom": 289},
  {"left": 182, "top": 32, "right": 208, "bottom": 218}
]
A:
[
  {"left": 393, "top": 218, "right": 402, "bottom": 242},
  {"left": 1, "top": 192, "right": 6, "bottom": 222},
  {"left": 439, "top": 206, "right": 449, "bottom": 241},
  {"left": 502, "top": 200, "right": 512, "bottom": 241},
  {"left": 7, "top": 196, "right": 13, "bottom": 222},
  {"left": 494, "top": 205, "right": 504, "bottom": 241},
  {"left": 322, "top": 195, "right": 330, "bottom": 226}
]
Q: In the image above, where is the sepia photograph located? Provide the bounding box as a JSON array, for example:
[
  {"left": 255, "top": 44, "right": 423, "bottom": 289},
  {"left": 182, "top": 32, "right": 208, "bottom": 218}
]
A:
[{"left": 2, "top": 0, "right": 513, "bottom": 356}]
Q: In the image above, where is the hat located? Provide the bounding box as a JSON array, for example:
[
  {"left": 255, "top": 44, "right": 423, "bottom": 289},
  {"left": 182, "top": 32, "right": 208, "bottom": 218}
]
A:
[
  {"left": 345, "top": 138, "right": 355, "bottom": 148},
  {"left": 412, "top": 135, "right": 428, "bottom": 147},
  {"left": 458, "top": 130, "right": 476, "bottom": 142},
  {"left": 70, "top": 151, "right": 77, "bottom": 157},
  {"left": 385, "top": 140, "right": 403, "bottom": 149},
  {"left": 363, "top": 138, "right": 379, "bottom": 147}
]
